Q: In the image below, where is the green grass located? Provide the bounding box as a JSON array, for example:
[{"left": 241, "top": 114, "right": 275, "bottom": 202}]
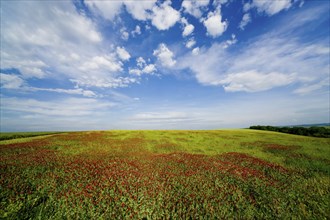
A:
[{"left": 1, "top": 130, "right": 329, "bottom": 219}]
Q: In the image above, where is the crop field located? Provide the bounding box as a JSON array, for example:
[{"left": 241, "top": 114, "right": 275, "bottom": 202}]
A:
[{"left": 1, "top": 130, "right": 329, "bottom": 219}]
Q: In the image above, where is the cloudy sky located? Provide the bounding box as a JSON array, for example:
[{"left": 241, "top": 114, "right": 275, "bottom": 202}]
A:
[{"left": 0, "top": 0, "right": 329, "bottom": 131}]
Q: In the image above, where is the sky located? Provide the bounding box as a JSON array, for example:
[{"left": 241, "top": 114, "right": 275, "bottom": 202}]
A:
[{"left": 0, "top": 0, "right": 329, "bottom": 131}]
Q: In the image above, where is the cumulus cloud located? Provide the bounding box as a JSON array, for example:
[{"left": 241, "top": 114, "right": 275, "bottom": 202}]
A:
[
  {"left": 243, "top": 2, "right": 251, "bottom": 12},
  {"left": 129, "top": 57, "right": 157, "bottom": 76},
  {"left": 136, "top": 57, "right": 146, "bottom": 68},
  {"left": 213, "top": 0, "right": 229, "bottom": 7},
  {"left": 116, "top": 47, "right": 131, "bottom": 61},
  {"left": 143, "top": 64, "right": 157, "bottom": 74},
  {"left": 239, "top": 13, "right": 251, "bottom": 30},
  {"left": 124, "top": 0, "right": 156, "bottom": 20},
  {"left": 129, "top": 64, "right": 157, "bottom": 76},
  {"left": 202, "top": 8, "right": 228, "bottom": 38},
  {"left": 153, "top": 43, "right": 176, "bottom": 67},
  {"left": 181, "top": 0, "right": 210, "bottom": 18},
  {"left": 192, "top": 47, "right": 200, "bottom": 56},
  {"left": 120, "top": 28, "right": 129, "bottom": 40},
  {"left": 85, "top": 0, "right": 156, "bottom": 21},
  {"left": 131, "top": 25, "right": 141, "bottom": 36},
  {"left": 70, "top": 77, "right": 137, "bottom": 89},
  {"left": 79, "top": 55, "right": 123, "bottom": 72},
  {"left": 151, "top": 0, "right": 180, "bottom": 30},
  {"left": 181, "top": 18, "right": 195, "bottom": 37},
  {"left": 185, "top": 38, "right": 196, "bottom": 48},
  {"left": 85, "top": 0, "right": 180, "bottom": 31},
  {"left": 183, "top": 24, "right": 194, "bottom": 37},
  {"left": 223, "top": 34, "right": 237, "bottom": 48}
]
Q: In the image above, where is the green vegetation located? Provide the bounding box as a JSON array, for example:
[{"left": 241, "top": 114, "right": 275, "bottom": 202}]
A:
[
  {"left": 0, "top": 132, "right": 62, "bottom": 141},
  {"left": 250, "top": 125, "right": 330, "bottom": 138},
  {"left": 1, "top": 130, "right": 329, "bottom": 219}
]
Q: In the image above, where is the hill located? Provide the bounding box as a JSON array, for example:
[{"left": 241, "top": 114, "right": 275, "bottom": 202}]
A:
[{"left": 1, "top": 130, "right": 329, "bottom": 219}]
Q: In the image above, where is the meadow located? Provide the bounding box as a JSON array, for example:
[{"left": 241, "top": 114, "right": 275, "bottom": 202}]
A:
[{"left": 0, "top": 130, "right": 329, "bottom": 219}]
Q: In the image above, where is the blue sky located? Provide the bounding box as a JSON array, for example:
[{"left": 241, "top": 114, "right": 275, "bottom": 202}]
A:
[{"left": 0, "top": 0, "right": 329, "bottom": 131}]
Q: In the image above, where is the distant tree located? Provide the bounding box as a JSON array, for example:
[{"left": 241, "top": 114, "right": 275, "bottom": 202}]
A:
[{"left": 249, "top": 125, "right": 330, "bottom": 138}]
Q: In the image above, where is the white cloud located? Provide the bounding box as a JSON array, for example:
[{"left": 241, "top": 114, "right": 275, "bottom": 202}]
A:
[
  {"left": 239, "top": 13, "right": 251, "bottom": 30},
  {"left": 129, "top": 69, "right": 143, "bottom": 76},
  {"left": 220, "top": 71, "right": 296, "bottom": 92},
  {"left": 85, "top": 0, "right": 157, "bottom": 21},
  {"left": 79, "top": 55, "right": 122, "bottom": 72},
  {"left": 0, "top": 73, "right": 24, "bottom": 89},
  {"left": 243, "top": 3, "right": 251, "bottom": 12},
  {"left": 136, "top": 57, "right": 146, "bottom": 68},
  {"left": 1, "top": 1, "right": 139, "bottom": 90},
  {"left": 130, "top": 65, "right": 157, "bottom": 76},
  {"left": 151, "top": 1, "right": 180, "bottom": 30},
  {"left": 85, "top": 0, "right": 179, "bottom": 31},
  {"left": 0, "top": 72, "right": 98, "bottom": 97},
  {"left": 252, "top": 0, "right": 292, "bottom": 16},
  {"left": 131, "top": 25, "right": 141, "bottom": 36},
  {"left": 1, "top": 97, "right": 114, "bottom": 117},
  {"left": 223, "top": 34, "right": 237, "bottom": 48},
  {"left": 178, "top": 27, "right": 329, "bottom": 93},
  {"left": 192, "top": 47, "right": 200, "bottom": 56},
  {"left": 71, "top": 77, "right": 137, "bottom": 89},
  {"left": 143, "top": 64, "right": 157, "bottom": 74},
  {"left": 116, "top": 47, "right": 131, "bottom": 61},
  {"left": 213, "top": 0, "right": 229, "bottom": 7},
  {"left": 183, "top": 24, "right": 195, "bottom": 37},
  {"left": 85, "top": 1, "right": 123, "bottom": 20},
  {"left": 131, "top": 111, "right": 192, "bottom": 123},
  {"left": 124, "top": 0, "right": 156, "bottom": 20},
  {"left": 120, "top": 28, "right": 129, "bottom": 40},
  {"left": 202, "top": 9, "right": 228, "bottom": 38},
  {"left": 30, "top": 87, "right": 97, "bottom": 98},
  {"left": 153, "top": 43, "right": 176, "bottom": 67},
  {"left": 1, "top": 1, "right": 102, "bottom": 79},
  {"left": 181, "top": 0, "right": 210, "bottom": 18},
  {"left": 241, "top": 0, "right": 301, "bottom": 30},
  {"left": 185, "top": 38, "right": 196, "bottom": 48},
  {"left": 181, "top": 18, "right": 195, "bottom": 37},
  {"left": 294, "top": 78, "right": 329, "bottom": 95},
  {"left": 129, "top": 57, "right": 157, "bottom": 76}
]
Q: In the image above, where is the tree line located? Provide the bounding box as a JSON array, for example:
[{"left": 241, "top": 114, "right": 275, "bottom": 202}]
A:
[{"left": 249, "top": 125, "right": 330, "bottom": 138}]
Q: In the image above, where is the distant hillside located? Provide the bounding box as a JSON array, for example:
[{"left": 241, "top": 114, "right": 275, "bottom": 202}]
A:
[{"left": 249, "top": 125, "right": 330, "bottom": 138}]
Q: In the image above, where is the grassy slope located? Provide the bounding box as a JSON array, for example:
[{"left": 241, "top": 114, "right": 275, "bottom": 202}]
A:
[
  {"left": 1, "top": 130, "right": 329, "bottom": 219},
  {"left": 0, "top": 132, "right": 62, "bottom": 141}
]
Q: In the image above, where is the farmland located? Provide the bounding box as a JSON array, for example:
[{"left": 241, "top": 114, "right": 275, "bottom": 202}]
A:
[{"left": 0, "top": 130, "right": 329, "bottom": 219}]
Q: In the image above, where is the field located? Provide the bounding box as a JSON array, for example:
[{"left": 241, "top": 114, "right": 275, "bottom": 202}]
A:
[{"left": 1, "top": 130, "right": 329, "bottom": 219}]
